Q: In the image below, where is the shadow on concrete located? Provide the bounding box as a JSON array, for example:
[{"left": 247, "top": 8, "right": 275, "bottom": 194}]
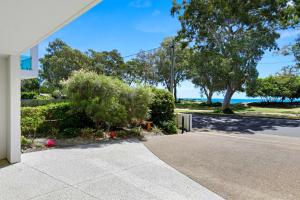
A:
[
  {"left": 0, "top": 159, "right": 9, "bottom": 169},
  {"left": 192, "top": 114, "right": 300, "bottom": 134}
]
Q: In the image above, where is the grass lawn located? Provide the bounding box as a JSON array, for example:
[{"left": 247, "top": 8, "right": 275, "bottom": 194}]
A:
[{"left": 175, "top": 101, "right": 300, "bottom": 119}]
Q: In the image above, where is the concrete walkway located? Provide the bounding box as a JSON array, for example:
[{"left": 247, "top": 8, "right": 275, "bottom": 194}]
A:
[{"left": 0, "top": 140, "right": 222, "bottom": 200}]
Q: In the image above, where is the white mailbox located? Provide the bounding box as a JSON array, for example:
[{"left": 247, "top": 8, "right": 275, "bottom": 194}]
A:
[{"left": 176, "top": 113, "right": 192, "bottom": 132}]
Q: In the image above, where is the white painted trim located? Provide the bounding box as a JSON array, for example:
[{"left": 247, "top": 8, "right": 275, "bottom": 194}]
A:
[
  {"left": 21, "top": 45, "right": 39, "bottom": 79},
  {"left": 7, "top": 55, "right": 21, "bottom": 163},
  {"left": 21, "top": 0, "right": 101, "bottom": 53}
]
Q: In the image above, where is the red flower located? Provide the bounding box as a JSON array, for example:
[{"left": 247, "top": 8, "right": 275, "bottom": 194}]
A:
[{"left": 46, "top": 139, "right": 56, "bottom": 147}]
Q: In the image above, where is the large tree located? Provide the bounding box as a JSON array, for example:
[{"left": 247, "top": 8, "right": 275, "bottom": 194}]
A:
[
  {"left": 154, "top": 37, "right": 190, "bottom": 101},
  {"left": 125, "top": 50, "right": 159, "bottom": 86},
  {"left": 172, "top": 0, "right": 296, "bottom": 110},
  {"left": 40, "top": 39, "right": 91, "bottom": 90},
  {"left": 188, "top": 49, "right": 225, "bottom": 104},
  {"left": 87, "top": 49, "right": 126, "bottom": 79}
]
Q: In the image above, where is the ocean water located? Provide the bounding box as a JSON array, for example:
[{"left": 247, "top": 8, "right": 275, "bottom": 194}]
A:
[{"left": 178, "top": 98, "right": 264, "bottom": 104}]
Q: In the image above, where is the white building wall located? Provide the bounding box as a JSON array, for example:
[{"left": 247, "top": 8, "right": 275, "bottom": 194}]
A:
[
  {"left": 0, "top": 55, "right": 21, "bottom": 163},
  {"left": 0, "top": 56, "right": 8, "bottom": 160},
  {"left": 7, "top": 55, "right": 21, "bottom": 163}
]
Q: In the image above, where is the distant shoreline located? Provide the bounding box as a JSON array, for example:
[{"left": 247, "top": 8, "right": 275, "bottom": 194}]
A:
[{"left": 178, "top": 98, "right": 300, "bottom": 104}]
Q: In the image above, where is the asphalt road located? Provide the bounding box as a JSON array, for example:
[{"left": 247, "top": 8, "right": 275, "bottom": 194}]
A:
[
  {"left": 192, "top": 114, "right": 300, "bottom": 137},
  {"left": 144, "top": 132, "right": 300, "bottom": 199}
]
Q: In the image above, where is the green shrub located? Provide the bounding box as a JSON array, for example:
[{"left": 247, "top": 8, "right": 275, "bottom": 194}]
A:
[
  {"left": 60, "top": 128, "right": 81, "bottom": 138},
  {"left": 21, "top": 106, "right": 46, "bottom": 137},
  {"left": 21, "top": 92, "right": 38, "bottom": 99},
  {"left": 149, "top": 88, "right": 176, "bottom": 133},
  {"left": 117, "top": 130, "right": 128, "bottom": 138},
  {"left": 121, "top": 86, "right": 152, "bottom": 123},
  {"left": 213, "top": 108, "right": 222, "bottom": 113},
  {"left": 36, "top": 94, "right": 53, "bottom": 100},
  {"left": 160, "top": 120, "right": 177, "bottom": 134},
  {"left": 52, "top": 90, "right": 63, "bottom": 99},
  {"left": 222, "top": 108, "right": 234, "bottom": 114},
  {"left": 200, "top": 102, "right": 222, "bottom": 107},
  {"left": 21, "top": 99, "right": 66, "bottom": 107},
  {"left": 117, "top": 128, "right": 141, "bottom": 138},
  {"left": 21, "top": 136, "right": 32, "bottom": 148},
  {"left": 63, "top": 71, "right": 151, "bottom": 130},
  {"left": 80, "top": 128, "right": 96, "bottom": 138},
  {"left": 95, "top": 130, "right": 104, "bottom": 138}
]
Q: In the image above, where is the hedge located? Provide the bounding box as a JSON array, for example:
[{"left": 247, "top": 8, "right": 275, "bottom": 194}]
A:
[
  {"left": 21, "top": 102, "right": 93, "bottom": 138},
  {"left": 21, "top": 92, "right": 38, "bottom": 99}
]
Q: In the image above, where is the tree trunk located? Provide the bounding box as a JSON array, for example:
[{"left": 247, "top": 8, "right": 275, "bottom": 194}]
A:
[
  {"left": 207, "top": 92, "right": 213, "bottom": 104},
  {"left": 174, "top": 84, "right": 177, "bottom": 102},
  {"left": 222, "top": 86, "right": 235, "bottom": 110}
]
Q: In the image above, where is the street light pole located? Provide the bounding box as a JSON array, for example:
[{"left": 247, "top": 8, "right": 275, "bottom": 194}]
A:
[{"left": 170, "top": 39, "right": 175, "bottom": 97}]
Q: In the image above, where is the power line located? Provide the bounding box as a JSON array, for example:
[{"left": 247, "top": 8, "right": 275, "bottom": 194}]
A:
[
  {"left": 122, "top": 26, "right": 300, "bottom": 59},
  {"left": 122, "top": 47, "right": 161, "bottom": 59}
]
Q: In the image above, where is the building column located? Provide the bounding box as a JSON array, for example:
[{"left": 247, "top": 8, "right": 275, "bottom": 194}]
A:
[
  {"left": 7, "top": 55, "right": 21, "bottom": 163},
  {"left": 0, "top": 56, "right": 8, "bottom": 160}
]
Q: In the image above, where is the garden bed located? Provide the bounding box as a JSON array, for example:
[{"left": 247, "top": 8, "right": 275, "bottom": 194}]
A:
[{"left": 21, "top": 128, "right": 165, "bottom": 153}]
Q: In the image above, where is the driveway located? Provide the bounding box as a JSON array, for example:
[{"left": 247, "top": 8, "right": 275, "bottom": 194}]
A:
[
  {"left": 192, "top": 114, "right": 300, "bottom": 137},
  {"left": 0, "top": 140, "right": 222, "bottom": 200},
  {"left": 144, "top": 132, "right": 300, "bottom": 200}
]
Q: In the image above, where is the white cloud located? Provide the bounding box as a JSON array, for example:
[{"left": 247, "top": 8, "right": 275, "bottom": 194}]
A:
[{"left": 129, "top": 0, "right": 152, "bottom": 8}]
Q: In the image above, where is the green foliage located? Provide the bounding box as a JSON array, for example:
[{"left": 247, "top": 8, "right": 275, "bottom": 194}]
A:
[
  {"left": 52, "top": 90, "right": 63, "bottom": 99},
  {"left": 176, "top": 101, "right": 222, "bottom": 110},
  {"left": 117, "top": 128, "right": 142, "bottom": 138},
  {"left": 95, "top": 130, "right": 104, "bottom": 138},
  {"left": 155, "top": 37, "right": 190, "bottom": 100},
  {"left": 39, "top": 39, "right": 128, "bottom": 91},
  {"left": 246, "top": 70, "right": 300, "bottom": 103},
  {"left": 125, "top": 51, "right": 159, "bottom": 86},
  {"left": 21, "top": 99, "right": 65, "bottom": 107},
  {"left": 213, "top": 108, "right": 223, "bottom": 114},
  {"left": 21, "top": 136, "right": 32, "bottom": 148},
  {"left": 63, "top": 71, "right": 152, "bottom": 130},
  {"left": 160, "top": 120, "right": 177, "bottom": 135},
  {"left": 125, "top": 37, "right": 190, "bottom": 100},
  {"left": 21, "top": 78, "right": 40, "bottom": 92},
  {"left": 60, "top": 128, "right": 81, "bottom": 139},
  {"left": 80, "top": 128, "right": 96, "bottom": 138},
  {"left": 21, "top": 102, "right": 93, "bottom": 138},
  {"left": 201, "top": 102, "right": 222, "bottom": 107},
  {"left": 40, "top": 39, "right": 92, "bottom": 89},
  {"left": 21, "top": 92, "right": 38, "bottom": 99},
  {"left": 21, "top": 106, "right": 45, "bottom": 137},
  {"left": 122, "top": 86, "right": 152, "bottom": 123},
  {"left": 188, "top": 50, "right": 225, "bottom": 104},
  {"left": 222, "top": 108, "right": 234, "bottom": 114},
  {"left": 87, "top": 49, "right": 126, "bottom": 79},
  {"left": 63, "top": 70, "right": 127, "bottom": 129},
  {"left": 149, "top": 88, "right": 176, "bottom": 133},
  {"left": 172, "top": 1, "right": 289, "bottom": 109}
]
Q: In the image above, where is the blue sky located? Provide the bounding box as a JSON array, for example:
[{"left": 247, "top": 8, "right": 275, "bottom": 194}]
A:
[{"left": 39, "top": 0, "right": 300, "bottom": 99}]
